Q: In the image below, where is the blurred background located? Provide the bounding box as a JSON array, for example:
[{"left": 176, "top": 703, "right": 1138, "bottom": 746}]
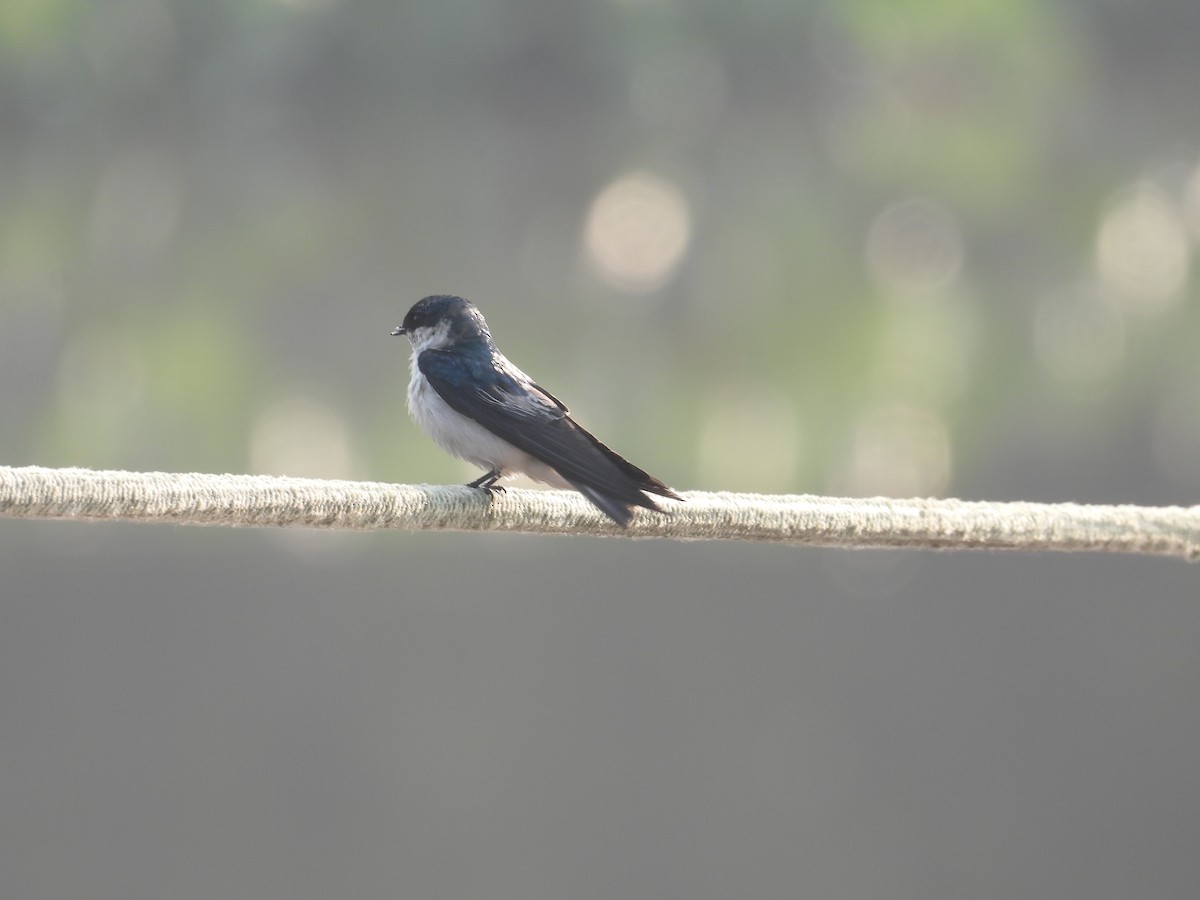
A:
[{"left": 1, "top": 1, "right": 1199, "bottom": 898}]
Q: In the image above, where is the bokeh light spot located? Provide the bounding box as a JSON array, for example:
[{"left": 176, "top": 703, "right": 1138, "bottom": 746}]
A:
[
  {"left": 1096, "top": 182, "right": 1188, "bottom": 314},
  {"left": 250, "top": 396, "right": 357, "bottom": 480},
  {"left": 835, "top": 405, "right": 952, "bottom": 497},
  {"left": 583, "top": 172, "right": 692, "bottom": 294},
  {"left": 866, "top": 197, "right": 963, "bottom": 295}
]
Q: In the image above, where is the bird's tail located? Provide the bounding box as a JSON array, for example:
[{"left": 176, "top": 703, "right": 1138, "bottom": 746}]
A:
[
  {"left": 569, "top": 483, "right": 650, "bottom": 528},
  {"left": 568, "top": 427, "right": 683, "bottom": 526},
  {"left": 591, "top": 441, "right": 683, "bottom": 502}
]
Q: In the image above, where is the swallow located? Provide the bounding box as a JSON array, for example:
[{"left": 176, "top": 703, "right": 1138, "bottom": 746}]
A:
[{"left": 392, "top": 295, "right": 681, "bottom": 525}]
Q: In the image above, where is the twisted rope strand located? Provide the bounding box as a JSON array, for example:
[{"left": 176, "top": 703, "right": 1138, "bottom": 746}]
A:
[{"left": 1, "top": 465, "right": 1197, "bottom": 560}]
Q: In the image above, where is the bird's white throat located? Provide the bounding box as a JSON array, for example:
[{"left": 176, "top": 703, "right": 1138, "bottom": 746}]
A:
[{"left": 404, "top": 319, "right": 455, "bottom": 354}]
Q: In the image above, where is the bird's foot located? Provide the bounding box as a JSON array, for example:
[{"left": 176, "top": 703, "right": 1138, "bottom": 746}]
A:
[{"left": 466, "top": 469, "right": 505, "bottom": 494}]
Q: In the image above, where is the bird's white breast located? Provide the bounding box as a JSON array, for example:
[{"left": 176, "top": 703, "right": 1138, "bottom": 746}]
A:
[{"left": 405, "top": 354, "right": 569, "bottom": 488}]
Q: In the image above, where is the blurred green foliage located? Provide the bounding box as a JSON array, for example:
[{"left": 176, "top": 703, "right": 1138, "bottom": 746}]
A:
[{"left": 1, "top": 0, "right": 1197, "bottom": 499}]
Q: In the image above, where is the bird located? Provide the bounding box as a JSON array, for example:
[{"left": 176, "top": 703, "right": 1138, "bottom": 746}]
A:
[{"left": 391, "top": 295, "right": 681, "bottom": 526}]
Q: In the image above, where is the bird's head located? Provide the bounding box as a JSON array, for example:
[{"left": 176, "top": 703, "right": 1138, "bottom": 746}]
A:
[{"left": 391, "top": 295, "right": 493, "bottom": 352}]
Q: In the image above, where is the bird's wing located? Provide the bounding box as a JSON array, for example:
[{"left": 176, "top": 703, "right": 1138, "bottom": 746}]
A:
[{"left": 418, "top": 349, "right": 679, "bottom": 509}]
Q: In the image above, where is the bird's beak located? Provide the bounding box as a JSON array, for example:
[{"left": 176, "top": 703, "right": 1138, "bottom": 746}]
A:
[{"left": 391, "top": 326, "right": 406, "bottom": 336}]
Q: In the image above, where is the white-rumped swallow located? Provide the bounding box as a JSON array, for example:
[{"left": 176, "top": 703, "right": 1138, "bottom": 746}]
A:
[{"left": 392, "top": 295, "right": 680, "bottom": 526}]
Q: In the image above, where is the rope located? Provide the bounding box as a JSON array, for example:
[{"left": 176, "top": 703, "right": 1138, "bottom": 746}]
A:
[{"left": 0, "top": 465, "right": 1197, "bottom": 561}]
